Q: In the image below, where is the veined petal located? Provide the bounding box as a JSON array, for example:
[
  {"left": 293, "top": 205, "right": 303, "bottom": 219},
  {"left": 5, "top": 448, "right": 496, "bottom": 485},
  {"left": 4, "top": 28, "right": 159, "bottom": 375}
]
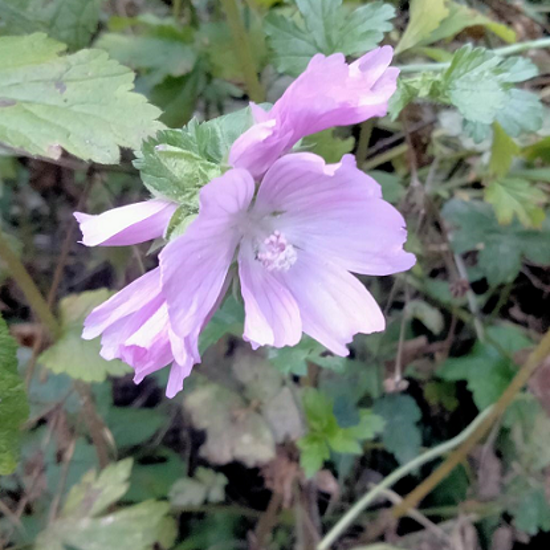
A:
[
  {"left": 167, "top": 359, "right": 194, "bottom": 399},
  {"left": 229, "top": 47, "right": 398, "bottom": 176},
  {"left": 161, "top": 169, "right": 255, "bottom": 339},
  {"left": 75, "top": 199, "right": 177, "bottom": 247},
  {"left": 254, "top": 153, "right": 416, "bottom": 276},
  {"left": 281, "top": 251, "right": 385, "bottom": 356},
  {"left": 83, "top": 268, "right": 163, "bottom": 341},
  {"left": 238, "top": 239, "right": 302, "bottom": 349}
]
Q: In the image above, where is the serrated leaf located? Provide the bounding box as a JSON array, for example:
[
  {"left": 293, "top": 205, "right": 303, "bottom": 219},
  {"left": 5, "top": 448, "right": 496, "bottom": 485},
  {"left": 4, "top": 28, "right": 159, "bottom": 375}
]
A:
[
  {"left": 395, "top": 0, "right": 449, "bottom": 54},
  {"left": 443, "top": 46, "right": 542, "bottom": 141},
  {"left": 0, "top": 33, "right": 162, "bottom": 163},
  {"left": 0, "top": 0, "right": 102, "bottom": 50},
  {"left": 484, "top": 177, "right": 546, "bottom": 228},
  {"left": 438, "top": 325, "right": 531, "bottom": 410},
  {"left": 373, "top": 394, "right": 422, "bottom": 465},
  {"left": 39, "top": 290, "right": 131, "bottom": 382},
  {"left": 489, "top": 122, "right": 520, "bottom": 178},
  {"left": 443, "top": 199, "right": 550, "bottom": 285},
  {"left": 134, "top": 107, "right": 256, "bottom": 203},
  {"left": 265, "top": 0, "right": 394, "bottom": 76},
  {"left": 0, "top": 315, "right": 29, "bottom": 474}
]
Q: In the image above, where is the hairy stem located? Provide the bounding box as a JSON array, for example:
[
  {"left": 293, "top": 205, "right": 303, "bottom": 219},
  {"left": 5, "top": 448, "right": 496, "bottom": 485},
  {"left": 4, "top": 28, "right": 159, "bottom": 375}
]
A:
[
  {"left": 317, "top": 406, "right": 494, "bottom": 550},
  {"left": 220, "top": 0, "right": 265, "bottom": 102},
  {"left": 397, "top": 37, "right": 550, "bottom": 73},
  {"left": 0, "top": 228, "right": 59, "bottom": 338},
  {"left": 391, "top": 328, "right": 550, "bottom": 519}
]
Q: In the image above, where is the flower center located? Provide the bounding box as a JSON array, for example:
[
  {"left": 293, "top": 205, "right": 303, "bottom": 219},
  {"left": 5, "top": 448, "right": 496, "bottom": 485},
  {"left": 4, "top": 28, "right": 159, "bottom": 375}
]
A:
[{"left": 256, "top": 231, "right": 297, "bottom": 272}]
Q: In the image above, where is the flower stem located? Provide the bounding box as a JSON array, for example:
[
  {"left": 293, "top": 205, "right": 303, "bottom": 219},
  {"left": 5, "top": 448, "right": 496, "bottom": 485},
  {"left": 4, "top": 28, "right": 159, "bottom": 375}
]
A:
[
  {"left": 173, "top": 0, "right": 183, "bottom": 19},
  {"left": 317, "top": 406, "right": 495, "bottom": 550},
  {"left": 220, "top": 0, "right": 265, "bottom": 103},
  {"left": 0, "top": 228, "right": 59, "bottom": 338},
  {"left": 391, "top": 327, "right": 550, "bottom": 519},
  {"left": 397, "top": 36, "right": 550, "bottom": 74},
  {"left": 362, "top": 142, "right": 409, "bottom": 171}
]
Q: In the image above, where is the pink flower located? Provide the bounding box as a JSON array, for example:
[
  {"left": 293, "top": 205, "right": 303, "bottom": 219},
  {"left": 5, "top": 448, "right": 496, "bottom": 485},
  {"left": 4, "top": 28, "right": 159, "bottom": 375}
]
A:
[
  {"left": 229, "top": 47, "right": 399, "bottom": 177},
  {"left": 74, "top": 199, "right": 177, "bottom": 247},
  {"left": 161, "top": 153, "right": 415, "bottom": 360},
  {"left": 75, "top": 198, "right": 195, "bottom": 397}
]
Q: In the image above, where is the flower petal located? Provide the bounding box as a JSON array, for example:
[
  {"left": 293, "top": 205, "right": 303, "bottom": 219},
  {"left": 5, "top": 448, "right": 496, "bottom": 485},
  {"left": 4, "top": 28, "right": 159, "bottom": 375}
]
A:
[
  {"left": 238, "top": 239, "right": 302, "bottom": 349},
  {"left": 83, "top": 268, "right": 163, "bottom": 341},
  {"left": 75, "top": 199, "right": 177, "bottom": 247},
  {"left": 281, "top": 250, "right": 385, "bottom": 356},
  {"left": 254, "top": 153, "right": 416, "bottom": 276},
  {"left": 166, "top": 360, "right": 194, "bottom": 399},
  {"left": 161, "top": 169, "right": 255, "bottom": 339},
  {"left": 229, "top": 47, "right": 398, "bottom": 175}
]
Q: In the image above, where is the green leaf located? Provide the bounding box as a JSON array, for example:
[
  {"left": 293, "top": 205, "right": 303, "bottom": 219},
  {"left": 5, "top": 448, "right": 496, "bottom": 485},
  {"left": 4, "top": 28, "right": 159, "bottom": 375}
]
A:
[
  {"left": 405, "top": 299, "right": 445, "bottom": 335},
  {"left": 369, "top": 171, "right": 406, "bottom": 205},
  {"left": 265, "top": 0, "right": 394, "bottom": 76},
  {"left": 443, "top": 46, "right": 542, "bottom": 140},
  {"left": 0, "top": 33, "right": 162, "bottom": 163},
  {"left": 489, "top": 122, "right": 520, "bottom": 178},
  {"left": 184, "top": 381, "right": 276, "bottom": 467},
  {"left": 0, "top": 0, "right": 102, "bottom": 50},
  {"left": 421, "top": 1, "right": 516, "bottom": 46},
  {"left": 39, "top": 290, "right": 131, "bottom": 382},
  {"left": 442, "top": 199, "right": 550, "bottom": 285},
  {"left": 392, "top": 46, "right": 542, "bottom": 140},
  {"left": 198, "top": 296, "right": 244, "bottom": 355},
  {"left": 134, "top": 107, "right": 256, "bottom": 204},
  {"left": 395, "top": 0, "right": 449, "bottom": 54},
  {"left": 0, "top": 315, "right": 29, "bottom": 474},
  {"left": 424, "top": 380, "right": 459, "bottom": 412},
  {"left": 169, "top": 467, "right": 228, "bottom": 507},
  {"left": 510, "top": 487, "right": 550, "bottom": 535},
  {"left": 96, "top": 33, "right": 197, "bottom": 88},
  {"left": 297, "top": 433, "right": 330, "bottom": 478},
  {"left": 35, "top": 459, "right": 176, "bottom": 550},
  {"left": 484, "top": 176, "right": 546, "bottom": 228},
  {"left": 373, "top": 394, "right": 422, "bottom": 465},
  {"left": 105, "top": 406, "right": 166, "bottom": 448},
  {"left": 438, "top": 325, "right": 531, "bottom": 410},
  {"left": 301, "top": 129, "right": 355, "bottom": 164}
]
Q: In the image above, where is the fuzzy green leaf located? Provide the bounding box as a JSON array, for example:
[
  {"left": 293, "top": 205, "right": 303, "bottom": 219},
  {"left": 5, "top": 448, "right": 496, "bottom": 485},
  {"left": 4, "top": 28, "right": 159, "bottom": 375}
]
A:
[
  {"left": 0, "top": 315, "right": 29, "bottom": 474},
  {"left": 489, "top": 122, "right": 520, "bottom": 178},
  {"left": 0, "top": 0, "right": 102, "bottom": 50},
  {"left": 438, "top": 325, "right": 531, "bottom": 410},
  {"left": 442, "top": 199, "right": 550, "bottom": 285},
  {"left": 0, "top": 33, "right": 162, "bottom": 163},
  {"left": 39, "top": 290, "right": 131, "bottom": 382},
  {"left": 265, "top": 0, "right": 394, "bottom": 76}
]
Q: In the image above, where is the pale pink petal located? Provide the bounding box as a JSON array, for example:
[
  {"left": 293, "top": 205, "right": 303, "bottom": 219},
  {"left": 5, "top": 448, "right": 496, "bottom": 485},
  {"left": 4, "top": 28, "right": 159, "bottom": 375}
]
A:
[
  {"left": 254, "top": 153, "right": 416, "bottom": 276},
  {"left": 238, "top": 239, "right": 302, "bottom": 349},
  {"left": 230, "top": 47, "right": 398, "bottom": 175},
  {"left": 166, "top": 360, "right": 194, "bottom": 399},
  {"left": 83, "top": 269, "right": 163, "bottom": 341},
  {"left": 75, "top": 199, "right": 177, "bottom": 247},
  {"left": 280, "top": 251, "right": 385, "bottom": 356},
  {"left": 160, "top": 169, "right": 255, "bottom": 340}
]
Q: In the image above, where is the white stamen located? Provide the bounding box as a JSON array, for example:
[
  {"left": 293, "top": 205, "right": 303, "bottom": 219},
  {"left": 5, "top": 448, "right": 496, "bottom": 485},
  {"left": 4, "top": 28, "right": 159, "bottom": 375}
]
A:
[{"left": 257, "top": 231, "right": 297, "bottom": 272}]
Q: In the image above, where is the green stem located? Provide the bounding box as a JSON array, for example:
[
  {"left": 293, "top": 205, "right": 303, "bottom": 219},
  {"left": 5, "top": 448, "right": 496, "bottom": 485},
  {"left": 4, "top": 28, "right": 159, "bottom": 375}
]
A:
[
  {"left": 355, "top": 121, "right": 374, "bottom": 164},
  {"left": 362, "top": 142, "right": 408, "bottom": 171},
  {"left": 173, "top": 0, "right": 183, "bottom": 19},
  {"left": 0, "top": 228, "right": 59, "bottom": 338},
  {"left": 317, "top": 406, "right": 494, "bottom": 550},
  {"left": 220, "top": 0, "right": 265, "bottom": 102},
  {"left": 397, "top": 37, "right": 550, "bottom": 74}
]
